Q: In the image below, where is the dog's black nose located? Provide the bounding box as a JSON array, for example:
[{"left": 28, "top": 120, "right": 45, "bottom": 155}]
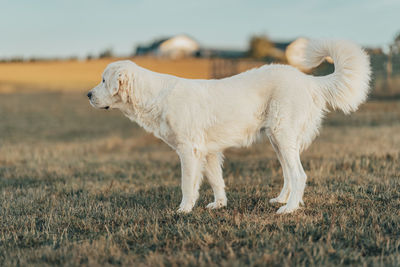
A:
[{"left": 87, "top": 92, "right": 92, "bottom": 99}]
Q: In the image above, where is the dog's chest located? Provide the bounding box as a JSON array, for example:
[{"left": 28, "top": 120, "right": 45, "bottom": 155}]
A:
[{"left": 153, "top": 120, "right": 177, "bottom": 149}]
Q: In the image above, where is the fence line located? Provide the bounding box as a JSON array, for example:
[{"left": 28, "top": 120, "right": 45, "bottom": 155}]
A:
[{"left": 210, "top": 54, "right": 400, "bottom": 97}]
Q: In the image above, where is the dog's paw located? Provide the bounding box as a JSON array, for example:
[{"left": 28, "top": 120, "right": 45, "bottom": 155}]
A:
[
  {"left": 177, "top": 206, "right": 192, "bottom": 213},
  {"left": 206, "top": 198, "right": 227, "bottom": 210},
  {"left": 276, "top": 204, "right": 300, "bottom": 214},
  {"left": 177, "top": 202, "right": 194, "bottom": 213},
  {"left": 269, "top": 197, "right": 288, "bottom": 204}
]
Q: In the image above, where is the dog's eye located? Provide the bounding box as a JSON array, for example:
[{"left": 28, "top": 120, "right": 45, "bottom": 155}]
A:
[{"left": 102, "top": 78, "right": 105, "bottom": 83}]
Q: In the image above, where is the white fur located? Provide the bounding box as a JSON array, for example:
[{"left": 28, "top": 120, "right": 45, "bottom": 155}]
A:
[{"left": 88, "top": 39, "right": 371, "bottom": 214}]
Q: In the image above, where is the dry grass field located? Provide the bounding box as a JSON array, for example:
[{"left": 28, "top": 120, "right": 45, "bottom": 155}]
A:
[
  {"left": 0, "top": 59, "right": 399, "bottom": 266},
  {"left": 0, "top": 58, "right": 211, "bottom": 93}
]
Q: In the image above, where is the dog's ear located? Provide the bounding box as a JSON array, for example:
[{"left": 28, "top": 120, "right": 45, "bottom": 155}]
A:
[
  {"left": 117, "top": 70, "right": 132, "bottom": 103},
  {"left": 110, "top": 69, "right": 132, "bottom": 103}
]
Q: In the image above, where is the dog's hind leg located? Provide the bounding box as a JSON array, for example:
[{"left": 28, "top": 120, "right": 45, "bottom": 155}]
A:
[
  {"left": 275, "top": 144, "right": 307, "bottom": 214},
  {"left": 268, "top": 135, "right": 291, "bottom": 204},
  {"left": 204, "top": 152, "right": 227, "bottom": 209},
  {"left": 177, "top": 146, "right": 205, "bottom": 213}
]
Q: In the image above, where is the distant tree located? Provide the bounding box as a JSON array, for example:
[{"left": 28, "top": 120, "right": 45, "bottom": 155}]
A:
[
  {"left": 247, "top": 34, "right": 286, "bottom": 62},
  {"left": 99, "top": 48, "right": 113, "bottom": 58},
  {"left": 86, "top": 54, "right": 94, "bottom": 60},
  {"left": 248, "top": 35, "right": 274, "bottom": 59},
  {"left": 10, "top": 57, "right": 24, "bottom": 62},
  {"left": 390, "top": 32, "right": 400, "bottom": 54}
]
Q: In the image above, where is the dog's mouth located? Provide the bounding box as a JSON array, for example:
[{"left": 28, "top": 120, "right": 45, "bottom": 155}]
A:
[{"left": 101, "top": 106, "right": 110, "bottom": 110}]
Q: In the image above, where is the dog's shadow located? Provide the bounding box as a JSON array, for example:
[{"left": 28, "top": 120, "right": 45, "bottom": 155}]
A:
[{"left": 94, "top": 184, "right": 280, "bottom": 218}]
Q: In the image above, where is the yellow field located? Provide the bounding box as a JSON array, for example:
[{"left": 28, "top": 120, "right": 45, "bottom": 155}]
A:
[
  {"left": 1, "top": 57, "right": 399, "bottom": 99},
  {"left": 0, "top": 57, "right": 211, "bottom": 93}
]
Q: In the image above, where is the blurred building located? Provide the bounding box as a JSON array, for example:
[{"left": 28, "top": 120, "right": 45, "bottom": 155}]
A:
[
  {"left": 197, "top": 41, "right": 290, "bottom": 61},
  {"left": 135, "top": 34, "right": 200, "bottom": 59},
  {"left": 135, "top": 34, "right": 291, "bottom": 62},
  {"left": 196, "top": 48, "right": 246, "bottom": 59}
]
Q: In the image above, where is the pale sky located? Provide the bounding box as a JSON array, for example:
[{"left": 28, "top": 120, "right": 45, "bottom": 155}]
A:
[{"left": 1, "top": 0, "right": 399, "bottom": 58}]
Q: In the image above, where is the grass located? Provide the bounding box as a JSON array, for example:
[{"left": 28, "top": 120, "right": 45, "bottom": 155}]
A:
[
  {"left": 0, "top": 58, "right": 399, "bottom": 266},
  {"left": 0, "top": 90, "right": 399, "bottom": 266}
]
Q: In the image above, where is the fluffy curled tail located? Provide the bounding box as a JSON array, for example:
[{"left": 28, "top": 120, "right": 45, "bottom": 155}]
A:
[{"left": 286, "top": 38, "right": 371, "bottom": 114}]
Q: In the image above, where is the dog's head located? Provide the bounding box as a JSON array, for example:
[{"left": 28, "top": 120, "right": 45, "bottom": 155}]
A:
[{"left": 87, "top": 60, "right": 135, "bottom": 109}]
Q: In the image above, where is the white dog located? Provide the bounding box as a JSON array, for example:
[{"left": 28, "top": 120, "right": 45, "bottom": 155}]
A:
[{"left": 88, "top": 39, "right": 370, "bottom": 214}]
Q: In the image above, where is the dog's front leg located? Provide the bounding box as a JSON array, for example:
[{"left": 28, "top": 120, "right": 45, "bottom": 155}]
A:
[
  {"left": 177, "top": 146, "right": 204, "bottom": 213},
  {"left": 204, "top": 153, "right": 227, "bottom": 209}
]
